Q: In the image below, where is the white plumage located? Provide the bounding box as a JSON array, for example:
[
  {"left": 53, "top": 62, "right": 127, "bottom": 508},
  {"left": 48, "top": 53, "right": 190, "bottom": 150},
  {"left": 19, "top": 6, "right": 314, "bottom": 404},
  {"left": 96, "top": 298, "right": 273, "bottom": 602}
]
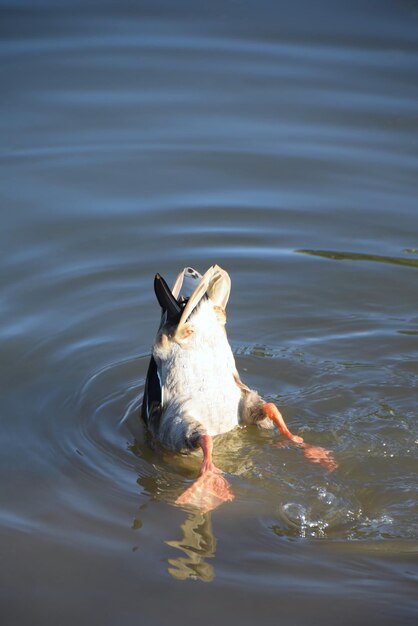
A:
[{"left": 153, "top": 297, "right": 242, "bottom": 438}]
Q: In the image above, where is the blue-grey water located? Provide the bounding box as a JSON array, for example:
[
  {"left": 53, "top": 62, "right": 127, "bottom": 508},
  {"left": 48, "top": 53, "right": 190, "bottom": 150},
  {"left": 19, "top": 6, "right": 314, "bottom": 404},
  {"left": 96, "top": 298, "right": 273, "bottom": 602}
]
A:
[{"left": 1, "top": 1, "right": 418, "bottom": 624}]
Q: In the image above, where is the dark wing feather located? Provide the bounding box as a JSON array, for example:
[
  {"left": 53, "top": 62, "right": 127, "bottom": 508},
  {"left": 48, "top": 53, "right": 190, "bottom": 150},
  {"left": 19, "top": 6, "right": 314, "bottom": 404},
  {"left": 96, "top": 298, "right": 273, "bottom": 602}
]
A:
[
  {"left": 154, "top": 274, "right": 182, "bottom": 319},
  {"left": 141, "top": 356, "right": 161, "bottom": 425}
]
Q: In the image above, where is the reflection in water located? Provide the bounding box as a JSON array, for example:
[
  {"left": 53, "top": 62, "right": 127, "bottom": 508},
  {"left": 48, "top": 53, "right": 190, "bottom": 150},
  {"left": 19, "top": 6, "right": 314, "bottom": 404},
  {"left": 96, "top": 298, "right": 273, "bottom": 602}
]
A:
[
  {"left": 136, "top": 462, "right": 217, "bottom": 581},
  {"left": 297, "top": 249, "right": 418, "bottom": 269},
  {"left": 166, "top": 511, "right": 216, "bottom": 582}
]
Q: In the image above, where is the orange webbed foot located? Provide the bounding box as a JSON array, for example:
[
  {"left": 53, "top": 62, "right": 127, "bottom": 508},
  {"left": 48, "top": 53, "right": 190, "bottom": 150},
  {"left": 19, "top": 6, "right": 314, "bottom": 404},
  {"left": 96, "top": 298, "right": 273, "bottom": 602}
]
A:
[
  {"left": 263, "top": 403, "right": 337, "bottom": 472},
  {"left": 273, "top": 440, "right": 338, "bottom": 472},
  {"left": 300, "top": 442, "right": 338, "bottom": 472},
  {"left": 175, "top": 469, "right": 234, "bottom": 513},
  {"left": 175, "top": 434, "right": 234, "bottom": 513}
]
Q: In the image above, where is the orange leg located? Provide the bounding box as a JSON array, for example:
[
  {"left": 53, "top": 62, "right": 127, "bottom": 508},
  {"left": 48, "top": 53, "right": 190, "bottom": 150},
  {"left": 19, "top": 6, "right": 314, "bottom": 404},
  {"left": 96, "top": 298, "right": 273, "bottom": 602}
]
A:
[
  {"left": 175, "top": 435, "right": 234, "bottom": 513},
  {"left": 263, "top": 403, "right": 304, "bottom": 443},
  {"left": 262, "top": 403, "right": 337, "bottom": 472},
  {"left": 198, "top": 434, "right": 218, "bottom": 474}
]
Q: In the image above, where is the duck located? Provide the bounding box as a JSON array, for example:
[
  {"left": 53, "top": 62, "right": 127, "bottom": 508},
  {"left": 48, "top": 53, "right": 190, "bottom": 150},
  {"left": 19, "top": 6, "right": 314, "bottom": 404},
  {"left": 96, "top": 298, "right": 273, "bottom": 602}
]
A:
[{"left": 142, "top": 265, "right": 336, "bottom": 512}]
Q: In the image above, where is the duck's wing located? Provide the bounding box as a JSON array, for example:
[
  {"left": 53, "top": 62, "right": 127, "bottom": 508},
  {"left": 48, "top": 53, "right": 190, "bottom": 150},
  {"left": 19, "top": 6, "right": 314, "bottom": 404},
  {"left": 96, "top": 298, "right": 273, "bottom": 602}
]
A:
[
  {"left": 154, "top": 273, "right": 182, "bottom": 321},
  {"left": 141, "top": 355, "right": 161, "bottom": 425},
  {"left": 176, "top": 265, "right": 231, "bottom": 334}
]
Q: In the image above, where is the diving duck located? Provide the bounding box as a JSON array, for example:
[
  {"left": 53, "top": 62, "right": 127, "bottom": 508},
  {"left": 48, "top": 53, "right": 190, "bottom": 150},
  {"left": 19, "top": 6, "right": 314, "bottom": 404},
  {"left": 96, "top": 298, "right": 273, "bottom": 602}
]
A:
[{"left": 142, "top": 265, "right": 336, "bottom": 512}]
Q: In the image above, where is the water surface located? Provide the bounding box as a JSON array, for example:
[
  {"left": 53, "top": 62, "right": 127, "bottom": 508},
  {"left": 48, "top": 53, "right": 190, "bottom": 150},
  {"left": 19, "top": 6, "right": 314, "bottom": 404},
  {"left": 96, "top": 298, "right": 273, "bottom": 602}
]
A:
[{"left": 1, "top": 1, "right": 418, "bottom": 624}]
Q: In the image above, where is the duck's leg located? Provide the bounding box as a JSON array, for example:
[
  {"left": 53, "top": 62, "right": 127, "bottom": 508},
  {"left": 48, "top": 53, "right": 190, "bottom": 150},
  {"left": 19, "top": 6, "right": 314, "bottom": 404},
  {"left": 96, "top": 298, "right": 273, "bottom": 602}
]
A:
[
  {"left": 262, "top": 403, "right": 337, "bottom": 472},
  {"left": 262, "top": 403, "right": 304, "bottom": 444},
  {"left": 175, "top": 434, "right": 234, "bottom": 513}
]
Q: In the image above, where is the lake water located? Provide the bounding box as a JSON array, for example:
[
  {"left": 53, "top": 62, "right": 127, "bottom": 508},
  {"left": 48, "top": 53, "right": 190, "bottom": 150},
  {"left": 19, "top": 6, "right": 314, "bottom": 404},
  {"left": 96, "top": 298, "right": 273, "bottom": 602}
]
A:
[{"left": 1, "top": 1, "right": 417, "bottom": 624}]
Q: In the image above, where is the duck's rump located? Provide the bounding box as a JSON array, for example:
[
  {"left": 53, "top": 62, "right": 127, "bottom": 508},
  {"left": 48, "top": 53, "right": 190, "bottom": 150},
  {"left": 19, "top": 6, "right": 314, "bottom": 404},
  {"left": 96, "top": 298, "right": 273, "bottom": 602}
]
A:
[
  {"left": 143, "top": 342, "right": 271, "bottom": 452},
  {"left": 161, "top": 339, "right": 242, "bottom": 438}
]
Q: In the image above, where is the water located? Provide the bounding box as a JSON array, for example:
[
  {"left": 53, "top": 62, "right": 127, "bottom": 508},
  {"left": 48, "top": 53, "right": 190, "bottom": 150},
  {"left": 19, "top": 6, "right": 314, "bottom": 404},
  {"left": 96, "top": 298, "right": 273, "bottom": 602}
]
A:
[{"left": 1, "top": 0, "right": 418, "bottom": 624}]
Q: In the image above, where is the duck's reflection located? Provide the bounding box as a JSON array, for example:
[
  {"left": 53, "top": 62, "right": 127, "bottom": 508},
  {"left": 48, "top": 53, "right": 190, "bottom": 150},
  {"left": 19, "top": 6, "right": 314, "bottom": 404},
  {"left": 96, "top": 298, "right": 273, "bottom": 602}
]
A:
[
  {"left": 136, "top": 471, "right": 217, "bottom": 582},
  {"left": 165, "top": 511, "right": 216, "bottom": 582}
]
